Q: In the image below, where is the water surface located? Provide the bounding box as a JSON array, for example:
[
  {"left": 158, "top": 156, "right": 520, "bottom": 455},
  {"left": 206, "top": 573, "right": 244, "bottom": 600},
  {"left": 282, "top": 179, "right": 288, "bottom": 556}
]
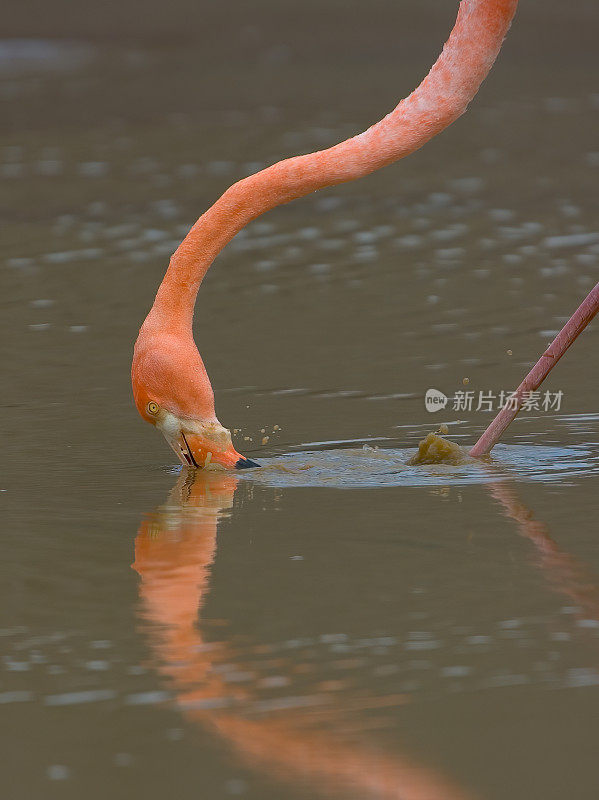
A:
[{"left": 2, "top": 2, "right": 599, "bottom": 798}]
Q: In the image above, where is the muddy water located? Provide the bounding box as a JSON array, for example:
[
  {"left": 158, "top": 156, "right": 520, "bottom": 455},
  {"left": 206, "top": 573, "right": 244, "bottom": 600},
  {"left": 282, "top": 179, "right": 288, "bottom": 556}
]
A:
[{"left": 2, "top": 2, "right": 599, "bottom": 798}]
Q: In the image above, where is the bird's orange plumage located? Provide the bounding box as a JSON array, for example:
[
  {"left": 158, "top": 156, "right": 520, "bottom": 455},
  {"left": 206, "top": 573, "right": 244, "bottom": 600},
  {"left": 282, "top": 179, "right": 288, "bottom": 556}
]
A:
[{"left": 132, "top": 0, "right": 519, "bottom": 467}]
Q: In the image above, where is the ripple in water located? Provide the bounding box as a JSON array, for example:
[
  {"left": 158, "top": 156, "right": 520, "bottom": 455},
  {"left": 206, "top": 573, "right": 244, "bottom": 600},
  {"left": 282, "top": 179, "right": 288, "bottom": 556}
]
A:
[{"left": 236, "top": 440, "right": 599, "bottom": 488}]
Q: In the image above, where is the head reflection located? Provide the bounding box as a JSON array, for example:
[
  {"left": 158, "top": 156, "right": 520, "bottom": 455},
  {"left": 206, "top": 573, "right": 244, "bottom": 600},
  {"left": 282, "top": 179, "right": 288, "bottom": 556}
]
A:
[
  {"left": 134, "top": 469, "right": 237, "bottom": 688},
  {"left": 133, "top": 468, "right": 474, "bottom": 800}
]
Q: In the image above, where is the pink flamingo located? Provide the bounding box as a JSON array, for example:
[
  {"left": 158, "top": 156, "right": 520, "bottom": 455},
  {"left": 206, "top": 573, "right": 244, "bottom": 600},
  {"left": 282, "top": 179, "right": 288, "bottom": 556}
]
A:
[{"left": 132, "top": 1, "right": 519, "bottom": 469}]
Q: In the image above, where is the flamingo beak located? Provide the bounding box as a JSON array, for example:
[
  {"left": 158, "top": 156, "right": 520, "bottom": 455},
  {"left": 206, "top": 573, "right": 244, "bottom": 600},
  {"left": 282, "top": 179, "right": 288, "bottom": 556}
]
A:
[{"left": 171, "top": 432, "right": 259, "bottom": 471}]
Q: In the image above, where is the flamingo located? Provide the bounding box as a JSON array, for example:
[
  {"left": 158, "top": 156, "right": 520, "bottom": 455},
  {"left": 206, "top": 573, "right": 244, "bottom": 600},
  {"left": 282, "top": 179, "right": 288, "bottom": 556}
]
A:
[{"left": 132, "top": 0, "right": 519, "bottom": 470}]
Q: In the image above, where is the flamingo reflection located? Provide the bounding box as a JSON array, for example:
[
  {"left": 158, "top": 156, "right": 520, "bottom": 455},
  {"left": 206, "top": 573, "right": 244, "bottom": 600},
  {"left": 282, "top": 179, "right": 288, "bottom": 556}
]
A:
[{"left": 133, "top": 470, "right": 475, "bottom": 800}]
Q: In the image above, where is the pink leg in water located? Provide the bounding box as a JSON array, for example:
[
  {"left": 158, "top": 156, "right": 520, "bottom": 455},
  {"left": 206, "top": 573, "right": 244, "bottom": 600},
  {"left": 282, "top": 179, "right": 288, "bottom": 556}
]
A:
[{"left": 469, "top": 282, "right": 599, "bottom": 458}]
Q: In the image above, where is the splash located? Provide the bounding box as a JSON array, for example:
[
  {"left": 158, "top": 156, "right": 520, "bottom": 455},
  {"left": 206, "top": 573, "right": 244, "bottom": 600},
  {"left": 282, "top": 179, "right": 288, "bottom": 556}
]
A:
[
  {"left": 231, "top": 416, "right": 599, "bottom": 488},
  {"left": 406, "top": 431, "right": 473, "bottom": 467}
]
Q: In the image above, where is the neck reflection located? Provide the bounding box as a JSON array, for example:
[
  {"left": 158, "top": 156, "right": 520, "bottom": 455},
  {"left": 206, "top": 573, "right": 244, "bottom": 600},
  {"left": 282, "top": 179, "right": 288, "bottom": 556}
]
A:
[{"left": 133, "top": 469, "right": 475, "bottom": 800}]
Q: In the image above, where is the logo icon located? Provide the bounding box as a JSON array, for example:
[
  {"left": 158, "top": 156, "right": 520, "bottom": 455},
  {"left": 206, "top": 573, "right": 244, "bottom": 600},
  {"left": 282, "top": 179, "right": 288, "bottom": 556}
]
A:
[{"left": 425, "top": 388, "right": 448, "bottom": 413}]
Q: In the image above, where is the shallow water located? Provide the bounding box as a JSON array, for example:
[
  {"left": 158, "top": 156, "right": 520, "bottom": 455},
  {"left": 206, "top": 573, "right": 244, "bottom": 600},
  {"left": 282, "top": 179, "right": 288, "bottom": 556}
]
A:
[
  {"left": 233, "top": 435, "right": 599, "bottom": 488},
  {"left": 2, "top": 2, "right": 599, "bottom": 798}
]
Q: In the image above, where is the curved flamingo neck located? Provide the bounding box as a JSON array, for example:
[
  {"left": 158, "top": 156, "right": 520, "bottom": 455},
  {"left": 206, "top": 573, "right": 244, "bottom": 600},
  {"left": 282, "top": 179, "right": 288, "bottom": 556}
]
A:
[{"left": 151, "top": 0, "right": 518, "bottom": 329}]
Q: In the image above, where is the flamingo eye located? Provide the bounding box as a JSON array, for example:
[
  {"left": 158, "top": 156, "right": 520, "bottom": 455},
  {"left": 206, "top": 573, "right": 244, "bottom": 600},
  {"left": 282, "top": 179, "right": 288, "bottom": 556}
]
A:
[{"left": 147, "top": 401, "right": 159, "bottom": 416}]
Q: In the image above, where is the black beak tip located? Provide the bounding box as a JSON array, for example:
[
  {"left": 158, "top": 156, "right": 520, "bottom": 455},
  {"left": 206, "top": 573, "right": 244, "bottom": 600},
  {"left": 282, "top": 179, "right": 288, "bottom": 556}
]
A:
[{"left": 235, "top": 457, "right": 260, "bottom": 470}]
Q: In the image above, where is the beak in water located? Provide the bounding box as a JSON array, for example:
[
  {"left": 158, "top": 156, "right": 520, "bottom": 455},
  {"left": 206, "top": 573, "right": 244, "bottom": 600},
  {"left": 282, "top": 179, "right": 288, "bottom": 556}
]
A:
[
  {"left": 171, "top": 432, "right": 259, "bottom": 471},
  {"left": 235, "top": 456, "right": 260, "bottom": 469}
]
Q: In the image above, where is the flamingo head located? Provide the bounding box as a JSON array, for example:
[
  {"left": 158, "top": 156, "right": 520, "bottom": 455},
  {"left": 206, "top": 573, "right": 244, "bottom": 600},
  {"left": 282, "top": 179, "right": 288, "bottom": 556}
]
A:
[{"left": 132, "top": 326, "right": 259, "bottom": 470}]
